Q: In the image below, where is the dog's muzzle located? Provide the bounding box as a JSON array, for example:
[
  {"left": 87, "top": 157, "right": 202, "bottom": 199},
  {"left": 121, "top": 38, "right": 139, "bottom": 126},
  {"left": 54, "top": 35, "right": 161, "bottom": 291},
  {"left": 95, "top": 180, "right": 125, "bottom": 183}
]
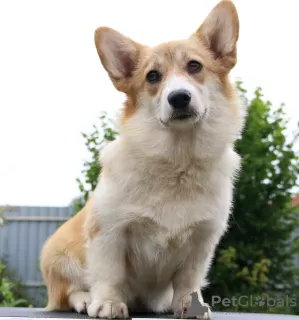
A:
[{"left": 167, "top": 89, "right": 197, "bottom": 121}]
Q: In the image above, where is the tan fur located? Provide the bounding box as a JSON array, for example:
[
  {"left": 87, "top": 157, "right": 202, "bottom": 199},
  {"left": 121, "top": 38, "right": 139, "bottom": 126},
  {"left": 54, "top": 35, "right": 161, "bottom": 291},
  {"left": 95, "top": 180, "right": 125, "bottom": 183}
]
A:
[
  {"left": 94, "top": 2, "right": 239, "bottom": 126},
  {"left": 41, "top": 199, "right": 94, "bottom": 310},
  {"left": 40, "top": 1, "right": 243, "bottom": 318}
]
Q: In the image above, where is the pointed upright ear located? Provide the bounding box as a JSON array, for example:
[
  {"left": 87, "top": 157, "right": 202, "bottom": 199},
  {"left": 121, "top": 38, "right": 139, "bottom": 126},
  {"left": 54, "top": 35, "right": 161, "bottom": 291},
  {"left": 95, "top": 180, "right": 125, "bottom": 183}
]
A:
[
  {"left": 194, "top": 0, "right": 239, "bottom": 70},
  {"left": 94, "top": 27, "right": 142, "bottom": 92}
]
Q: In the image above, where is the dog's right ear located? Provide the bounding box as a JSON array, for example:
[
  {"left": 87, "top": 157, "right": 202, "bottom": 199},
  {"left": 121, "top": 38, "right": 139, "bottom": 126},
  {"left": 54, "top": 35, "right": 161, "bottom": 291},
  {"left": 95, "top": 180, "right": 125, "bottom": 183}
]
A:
[{"left": 94, "top": 27, "right": 142, "bottom": 92}]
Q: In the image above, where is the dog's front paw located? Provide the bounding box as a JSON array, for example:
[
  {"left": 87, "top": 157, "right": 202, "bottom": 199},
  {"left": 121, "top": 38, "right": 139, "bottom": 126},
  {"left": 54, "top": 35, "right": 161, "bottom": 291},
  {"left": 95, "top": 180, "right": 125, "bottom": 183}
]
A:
[
  {"left": 69, "top": 291, "right": 91, "bottom": 314},
  {"left": 87, "top": 299, "right": 129, "bottom": 318},
  {"left": 171, "top": 291, "right": 212, "bottom": 319},
  {"left": 171, "top": 294, "right": 192, "bottom": 318}
]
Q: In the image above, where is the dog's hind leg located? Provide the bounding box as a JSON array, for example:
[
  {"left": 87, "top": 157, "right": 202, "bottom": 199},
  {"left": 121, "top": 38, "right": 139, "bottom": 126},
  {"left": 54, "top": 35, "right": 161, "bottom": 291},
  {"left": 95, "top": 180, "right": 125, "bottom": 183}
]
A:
[{"left": 41, "top": 237, "right": 89, "bottom": 312}]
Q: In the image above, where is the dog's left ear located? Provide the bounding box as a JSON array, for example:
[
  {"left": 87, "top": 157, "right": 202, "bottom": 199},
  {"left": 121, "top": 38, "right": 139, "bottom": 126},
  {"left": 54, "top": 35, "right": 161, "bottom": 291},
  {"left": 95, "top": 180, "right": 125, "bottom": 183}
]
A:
[
  {"left": 194, "top": 0, "right": 239, "bottom": 71},
  {"left": 94, "top": 27, "right": 142, "bottom": 92}
]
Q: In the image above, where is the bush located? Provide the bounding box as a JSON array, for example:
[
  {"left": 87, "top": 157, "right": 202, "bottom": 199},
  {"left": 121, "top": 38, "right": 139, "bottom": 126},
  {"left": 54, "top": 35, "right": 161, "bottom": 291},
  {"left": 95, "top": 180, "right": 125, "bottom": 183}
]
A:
[
  {"left": 75, "top": 82, "right": 299, "bottom": 314},
  {"left": 75, "top": 112, "right": 118, "bottom": 212},
  {"left": 0, "top": 208, "right": 33, "bottom": 307},
  {"left": 0, "top": 263, "right": 32, "bottom": 307},
  {"left": 204, "top": 82, "right": 299, "bottom": 314}
]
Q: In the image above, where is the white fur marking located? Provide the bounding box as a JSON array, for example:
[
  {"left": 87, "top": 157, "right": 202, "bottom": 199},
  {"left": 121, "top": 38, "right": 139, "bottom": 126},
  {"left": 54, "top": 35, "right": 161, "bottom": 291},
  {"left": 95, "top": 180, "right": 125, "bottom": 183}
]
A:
[{"left": 160, "top": 75, "right": 208, "bottom": 124}]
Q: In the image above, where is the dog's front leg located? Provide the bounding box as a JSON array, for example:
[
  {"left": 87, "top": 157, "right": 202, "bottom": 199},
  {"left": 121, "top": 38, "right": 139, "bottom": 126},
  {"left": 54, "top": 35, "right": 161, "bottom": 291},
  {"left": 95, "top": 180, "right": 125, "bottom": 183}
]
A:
[
  {"left": 86, "top": 230, "right": 129, "bottom": 319},
  {"left": 171, "top": 226, "right": 224, "bottom": 319}
]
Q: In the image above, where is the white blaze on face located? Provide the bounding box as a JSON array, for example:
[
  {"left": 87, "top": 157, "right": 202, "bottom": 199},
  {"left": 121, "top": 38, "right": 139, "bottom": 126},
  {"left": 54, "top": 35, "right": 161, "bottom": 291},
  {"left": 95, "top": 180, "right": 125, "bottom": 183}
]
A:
[{"left": 159, "top": 75, "right": 208, "bottom": 124}]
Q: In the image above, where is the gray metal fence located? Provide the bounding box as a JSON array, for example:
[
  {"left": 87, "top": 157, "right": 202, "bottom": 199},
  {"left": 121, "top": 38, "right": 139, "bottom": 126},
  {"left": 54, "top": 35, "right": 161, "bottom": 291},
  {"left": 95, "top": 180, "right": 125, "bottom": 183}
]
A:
[{"left": 0, "top": 205, "right": 75, "bottom": 307}]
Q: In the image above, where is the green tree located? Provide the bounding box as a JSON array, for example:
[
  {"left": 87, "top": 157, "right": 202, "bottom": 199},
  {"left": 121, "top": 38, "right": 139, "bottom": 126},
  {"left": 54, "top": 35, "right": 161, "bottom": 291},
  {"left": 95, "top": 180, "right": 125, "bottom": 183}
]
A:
[
  {"left": 205, "top": 81, "right": 299, "bottom": 314},
  {"left": 75, "top": 82, "right": 299, "bottom": 314},
  {"left": 75, "top": 112, "right": 118, "bottom": 212}
]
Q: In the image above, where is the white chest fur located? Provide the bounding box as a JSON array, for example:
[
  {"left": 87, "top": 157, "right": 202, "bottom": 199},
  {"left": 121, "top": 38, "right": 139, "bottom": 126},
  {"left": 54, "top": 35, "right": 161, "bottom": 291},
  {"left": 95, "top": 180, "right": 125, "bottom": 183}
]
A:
[
  {"left": 125, "top": 217, "right": 194, "bottom": 288},
  {"left": 90, "top": 139, "right": 240, "bottom": 290}
]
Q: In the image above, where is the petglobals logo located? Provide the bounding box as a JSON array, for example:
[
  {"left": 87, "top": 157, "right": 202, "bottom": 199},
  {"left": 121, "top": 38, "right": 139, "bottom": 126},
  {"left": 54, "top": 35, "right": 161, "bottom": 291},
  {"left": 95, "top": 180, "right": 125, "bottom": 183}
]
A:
[{"left": 211, "top": 295, "right": 297, "bottom": 308}]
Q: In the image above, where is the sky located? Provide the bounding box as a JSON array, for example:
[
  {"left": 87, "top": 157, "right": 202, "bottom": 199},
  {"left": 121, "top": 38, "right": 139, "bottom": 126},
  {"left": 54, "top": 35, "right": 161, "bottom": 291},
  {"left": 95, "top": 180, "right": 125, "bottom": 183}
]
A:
[{"left": 0, "top": 0, "right": 298, "bottom": 206}]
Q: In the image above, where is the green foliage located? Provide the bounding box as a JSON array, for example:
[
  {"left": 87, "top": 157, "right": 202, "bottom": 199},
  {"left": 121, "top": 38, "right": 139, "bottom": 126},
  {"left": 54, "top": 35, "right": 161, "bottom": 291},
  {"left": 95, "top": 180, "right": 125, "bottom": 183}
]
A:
[
  {"left": 0, "top": 208, "right": 33, "bottom": 307},
  {"left": 0, "top": 208, "right": 5, "bottom": 228},
  {"left": 205, "top": 80, "right": 299, "bottom": 314},
  {"left": 75, "top": 112, "right": 118, "bottom": 212},
  {"left": 75, "top": 82, "right": 299, "bottom": 314},
  {"left": 0, "top": 263, "right": 32, "bottom": 307}
]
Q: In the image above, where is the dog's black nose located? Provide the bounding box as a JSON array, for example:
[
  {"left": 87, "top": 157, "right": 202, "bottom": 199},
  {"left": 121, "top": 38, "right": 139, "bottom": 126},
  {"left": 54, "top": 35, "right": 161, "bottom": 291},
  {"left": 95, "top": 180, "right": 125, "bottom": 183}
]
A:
[{"left": 168, "top": 89, "right": 191, "bottom": 109}]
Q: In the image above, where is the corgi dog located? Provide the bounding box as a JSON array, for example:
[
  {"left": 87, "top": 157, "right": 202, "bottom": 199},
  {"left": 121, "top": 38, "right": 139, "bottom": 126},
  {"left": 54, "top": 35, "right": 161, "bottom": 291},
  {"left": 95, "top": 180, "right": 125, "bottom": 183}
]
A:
[{"left": 40, "top": 0, "right": 245, "bottom": 318}]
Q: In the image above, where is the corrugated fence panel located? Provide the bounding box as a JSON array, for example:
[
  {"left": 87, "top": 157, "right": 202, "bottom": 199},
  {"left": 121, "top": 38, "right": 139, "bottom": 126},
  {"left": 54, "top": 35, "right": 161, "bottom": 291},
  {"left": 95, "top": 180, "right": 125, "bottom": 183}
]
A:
[{"left": 0, "top": 205, "right": 75, "bottom": 307}]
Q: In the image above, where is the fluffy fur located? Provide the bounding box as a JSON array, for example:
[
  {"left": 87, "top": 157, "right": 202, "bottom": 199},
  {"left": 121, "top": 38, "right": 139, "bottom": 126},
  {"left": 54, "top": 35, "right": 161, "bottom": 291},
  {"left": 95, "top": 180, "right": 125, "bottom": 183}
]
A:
[{"left": 40, "top": 1, "right": 245, "bottom": 319}]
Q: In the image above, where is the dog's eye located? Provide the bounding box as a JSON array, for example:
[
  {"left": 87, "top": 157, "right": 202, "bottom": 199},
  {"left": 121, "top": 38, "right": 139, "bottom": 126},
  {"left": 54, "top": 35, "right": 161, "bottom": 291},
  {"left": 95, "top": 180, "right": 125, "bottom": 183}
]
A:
[
  {"left": 146, "top": 70, "right": 162, "bottom": 83},
  {"left": 187, "top": 60, "right": 203, "bottom": 74}
]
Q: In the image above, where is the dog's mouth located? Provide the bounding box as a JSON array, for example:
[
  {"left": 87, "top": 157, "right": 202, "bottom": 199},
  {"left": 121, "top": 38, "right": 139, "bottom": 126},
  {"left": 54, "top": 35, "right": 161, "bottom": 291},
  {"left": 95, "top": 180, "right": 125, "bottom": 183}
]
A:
[
  {"left": 159, "top": 108, "right": 202, "bottom": 128},
  {"left": 170, "top": 109, "right": 198, "bottom": 121},
  {"left": 172, "top": 114, "right": 193, "bottom": 120}
]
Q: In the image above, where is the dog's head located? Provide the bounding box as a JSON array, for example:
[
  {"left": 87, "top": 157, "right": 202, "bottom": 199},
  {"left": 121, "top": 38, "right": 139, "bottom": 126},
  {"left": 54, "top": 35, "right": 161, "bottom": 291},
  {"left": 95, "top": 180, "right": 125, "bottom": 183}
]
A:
[{"left": 94, "top": 0, "right": 244, "bottom": 159}]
